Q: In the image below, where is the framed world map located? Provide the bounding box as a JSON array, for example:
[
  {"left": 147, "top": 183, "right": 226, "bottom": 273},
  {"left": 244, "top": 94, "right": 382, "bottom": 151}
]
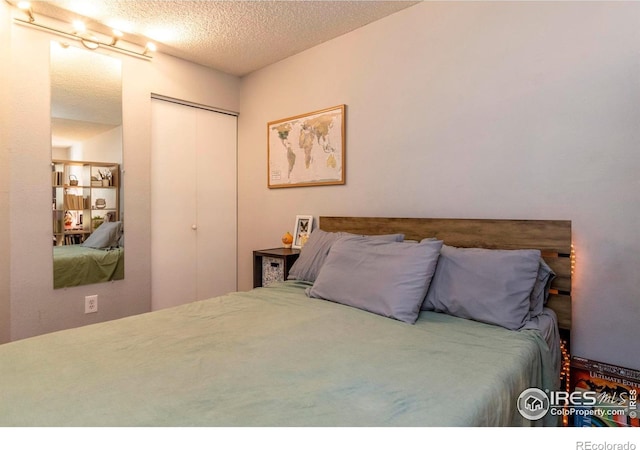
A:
[{"left": 267, "top": 104, "right": 345, "bottom": 188}]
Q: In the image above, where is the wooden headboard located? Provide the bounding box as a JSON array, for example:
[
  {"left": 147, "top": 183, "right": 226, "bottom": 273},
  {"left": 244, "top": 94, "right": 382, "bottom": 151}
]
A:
[{"left": 319, "top": 216, "right": 572, "bottom": 332}]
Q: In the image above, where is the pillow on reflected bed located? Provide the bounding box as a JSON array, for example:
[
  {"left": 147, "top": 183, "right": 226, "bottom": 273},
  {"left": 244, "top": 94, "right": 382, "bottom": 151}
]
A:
[
  {"left": 287, "top": 229, "right": 404, "bottom": 283},
  {"left": 306, "top": 236, "right": 443, "bottom": 324},
  {"left": 422, "top": 245, "right": 541, "bottom": 330},
  {"left": 81, "top": 221, "right": 123, "bottom": 249}
]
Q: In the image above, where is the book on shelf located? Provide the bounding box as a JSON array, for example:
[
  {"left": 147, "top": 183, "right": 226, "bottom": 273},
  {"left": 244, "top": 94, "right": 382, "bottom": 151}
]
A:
[
  {"left": 63, "top": 194, "right": 88, "bottom": 210},
  {"left": 64, "top": 234, "right": 83, "bottom": 245},
  {"left": 51, "top": 171, "right": 63, "bottom": 185}
]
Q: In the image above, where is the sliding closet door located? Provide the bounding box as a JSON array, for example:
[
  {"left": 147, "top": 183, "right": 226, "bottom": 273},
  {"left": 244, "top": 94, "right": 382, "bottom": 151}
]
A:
[
  {"left": 194, "top": 108, "right": 237, "bottom": 302},
  {"left": 151, "top": 100, "right": 198, "bottom": 309},
  {"left": 151, "top": 98, "right": 237, "bottom": 311}
]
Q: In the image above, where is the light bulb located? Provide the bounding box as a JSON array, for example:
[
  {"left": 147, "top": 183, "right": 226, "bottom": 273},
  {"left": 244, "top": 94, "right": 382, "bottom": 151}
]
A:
[
  {"left": 72, "top": 20, "right": 86, "bottom": 33},
  {"left": 17, "top": 1, "right": 34, "bottom": 22},
  {"left": 110, "top": 29, "right": 123, "bottom": 45}
]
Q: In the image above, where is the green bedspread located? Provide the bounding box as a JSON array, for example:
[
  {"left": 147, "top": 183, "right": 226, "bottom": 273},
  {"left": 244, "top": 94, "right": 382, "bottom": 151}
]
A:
[
  {"left": 53, "top": 245, "right": 124, "bottom": 289},
  {"left": 0, "top": 281, "right": 557, "bottom": 426}
]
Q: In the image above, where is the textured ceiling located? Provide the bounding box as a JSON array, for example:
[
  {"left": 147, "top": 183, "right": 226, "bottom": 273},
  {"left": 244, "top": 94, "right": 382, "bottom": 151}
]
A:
[{"left": 27, "top": 0, "right": 420, "bottom": 77}]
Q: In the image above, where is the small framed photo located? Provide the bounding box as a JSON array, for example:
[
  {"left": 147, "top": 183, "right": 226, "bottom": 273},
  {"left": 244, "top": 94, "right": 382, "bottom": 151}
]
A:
[{"left": 293, "top": 215, "right": 313, "bottom": 249}]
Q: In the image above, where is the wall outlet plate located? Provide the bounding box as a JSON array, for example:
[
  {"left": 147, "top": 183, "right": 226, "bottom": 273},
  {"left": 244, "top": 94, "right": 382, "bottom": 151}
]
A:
[{"left": 85, "top": 295, "right": 98, "bottom": 314}]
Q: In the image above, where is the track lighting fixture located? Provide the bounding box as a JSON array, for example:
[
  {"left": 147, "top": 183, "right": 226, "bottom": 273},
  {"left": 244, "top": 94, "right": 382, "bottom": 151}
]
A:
[
  {"left": 17, "top": 0, "right": 33, "bottom": 22},
  {"left": 10, "top": 1, "right": 155, "bottom": 61}
]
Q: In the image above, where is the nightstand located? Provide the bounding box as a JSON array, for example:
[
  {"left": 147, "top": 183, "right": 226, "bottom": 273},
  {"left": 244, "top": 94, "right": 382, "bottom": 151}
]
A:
[{"left": 253, "top": 248, "right": 301, "bottom": 288}]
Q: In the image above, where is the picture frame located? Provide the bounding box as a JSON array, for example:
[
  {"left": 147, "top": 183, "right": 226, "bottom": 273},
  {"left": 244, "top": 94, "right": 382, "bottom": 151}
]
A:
[
  {"left": 292, "top": 215, "right": 313, "bottom": 249},
  {"left": 267, "top": 104, "right": 345, "bottom": 188}
]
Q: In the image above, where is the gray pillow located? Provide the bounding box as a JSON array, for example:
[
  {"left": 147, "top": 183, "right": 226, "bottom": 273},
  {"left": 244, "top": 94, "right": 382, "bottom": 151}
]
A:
[
  {"left": 423, "top": 245, "right": 541, "bottom": 330},
  {"left": 530, "top": 258, "right": 556, "bottom": 317},
  {"left": 306, "top": 236, "right": 443, "bottom": 324},
  {"left": 81, "top": 221, "right": 122, "bottom": 249},
  {"left": 287, "top": 229, "right": 404, "bottom": 282}
]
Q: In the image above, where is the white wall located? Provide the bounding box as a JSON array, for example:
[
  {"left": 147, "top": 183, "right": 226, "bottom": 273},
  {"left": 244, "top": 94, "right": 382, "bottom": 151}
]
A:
[
  {"left": 238, "top": 2, "right": 640, "bottom": 369},
  {"left": 72, "top": 126, "right": 123, "bottom": 163},
  {"left": 0, "top": 3, "right": 11, "bottom": 343},
  {"left": 3, "top": 9, "right": 239, "bottom": 341}
]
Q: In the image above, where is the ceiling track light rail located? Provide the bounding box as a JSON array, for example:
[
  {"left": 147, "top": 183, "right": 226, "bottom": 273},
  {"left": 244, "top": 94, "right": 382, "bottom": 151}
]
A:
[{"left": 10, "top": 1, "right": 155, "bottom": 61}]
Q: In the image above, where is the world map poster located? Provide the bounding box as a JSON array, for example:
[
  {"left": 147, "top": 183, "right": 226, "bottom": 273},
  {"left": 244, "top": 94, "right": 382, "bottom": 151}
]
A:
[{"left": 268, "top": 105, "right": 345, "bottom": 188}]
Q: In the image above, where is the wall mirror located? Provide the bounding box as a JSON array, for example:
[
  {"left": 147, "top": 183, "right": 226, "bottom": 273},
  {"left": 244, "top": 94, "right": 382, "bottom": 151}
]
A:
[{"left": 51, "top": 42, "right": 124, "bottom": 289}]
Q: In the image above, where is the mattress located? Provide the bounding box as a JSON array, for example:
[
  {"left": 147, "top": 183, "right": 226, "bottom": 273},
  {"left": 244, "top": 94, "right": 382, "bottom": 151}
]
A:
[{"left": 0, "top": 281, "right": 559, "bottom": 426}]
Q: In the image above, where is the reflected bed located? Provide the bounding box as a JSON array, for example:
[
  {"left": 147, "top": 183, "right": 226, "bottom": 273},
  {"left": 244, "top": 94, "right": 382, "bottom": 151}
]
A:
[
  {"left": 53, "top": 220, "right": 124, "bottom": 289},
  {"left": 53, "top": 245, "right": 124, "bottom": 289}
]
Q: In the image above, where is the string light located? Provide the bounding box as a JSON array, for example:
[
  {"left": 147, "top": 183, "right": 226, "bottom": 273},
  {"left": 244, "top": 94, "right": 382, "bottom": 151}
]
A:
[{"left": 559, "top": 338, "right": 571, "bottom": 426}]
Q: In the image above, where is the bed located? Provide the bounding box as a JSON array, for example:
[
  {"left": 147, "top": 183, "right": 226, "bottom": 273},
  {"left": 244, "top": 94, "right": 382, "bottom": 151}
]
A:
[
  {"left": 2, "top": 217, "right": 572, "bottom": 426},
  {"left": 53, "top": 221, "right": 125, "bottom": 289}
]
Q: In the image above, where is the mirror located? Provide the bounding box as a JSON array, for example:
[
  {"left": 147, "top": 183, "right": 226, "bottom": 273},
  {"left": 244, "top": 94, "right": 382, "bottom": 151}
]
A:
[{"left": 51, "top": 43, "right": 124, "bottom": 289}]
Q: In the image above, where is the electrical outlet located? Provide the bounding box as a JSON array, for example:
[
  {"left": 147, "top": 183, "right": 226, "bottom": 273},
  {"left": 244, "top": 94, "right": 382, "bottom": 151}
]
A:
[{"left": 85, "top": 295, "right": 98, "bottom": 314}]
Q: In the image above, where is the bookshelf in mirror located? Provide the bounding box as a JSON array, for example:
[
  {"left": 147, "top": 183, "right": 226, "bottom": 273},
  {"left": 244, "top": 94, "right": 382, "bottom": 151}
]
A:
[{"left": 52, "top": 160, "right": 120, "bottom": 246}]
